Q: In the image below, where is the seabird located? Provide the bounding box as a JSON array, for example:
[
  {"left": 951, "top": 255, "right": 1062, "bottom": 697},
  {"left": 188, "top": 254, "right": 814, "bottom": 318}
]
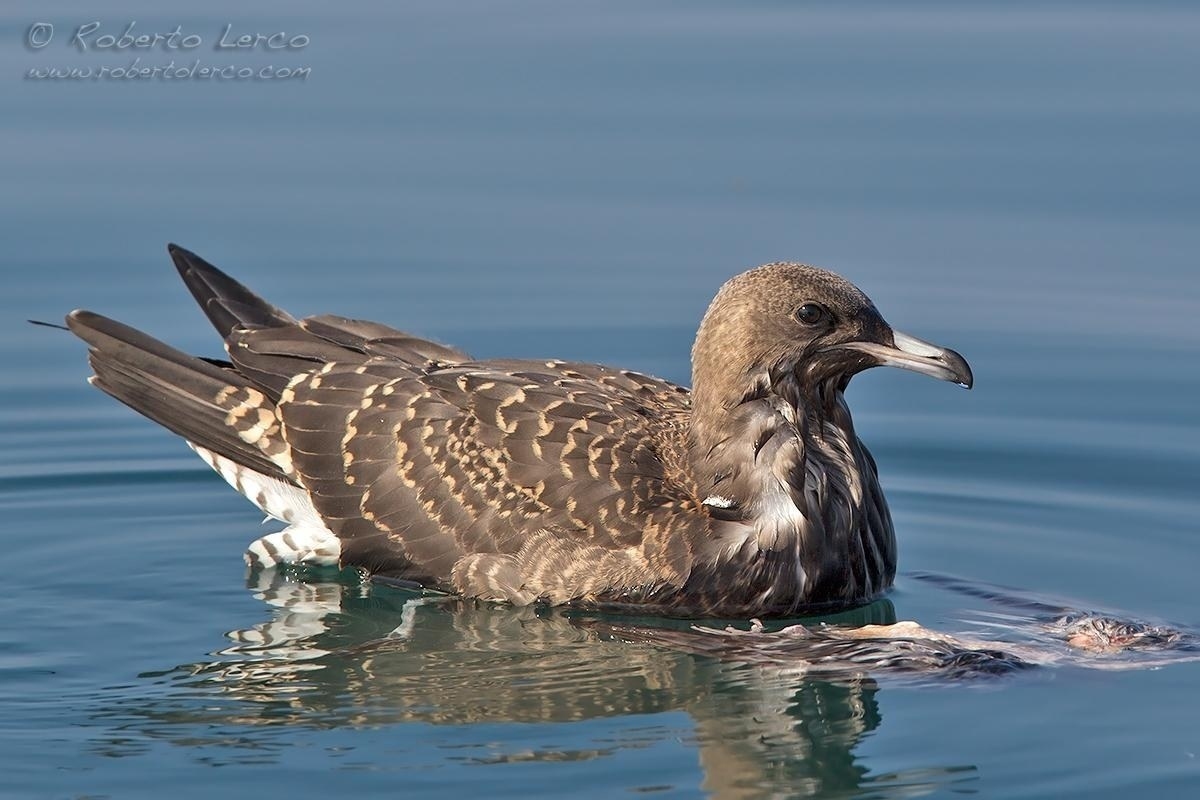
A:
[{"left": 67, "top": 245, "right": 972, "bottom": 616}]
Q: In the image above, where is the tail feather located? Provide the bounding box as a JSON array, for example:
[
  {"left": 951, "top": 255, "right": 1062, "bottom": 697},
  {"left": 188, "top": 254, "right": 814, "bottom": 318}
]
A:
[
  {"left": 67, "top": 310, "right": 289, "bottom": 481},
  {"left": 67, "top": 245, "right": 470, "bottom": 489},
  {"left": 168, "top": 243, "right": 297, "bottom": 337}
]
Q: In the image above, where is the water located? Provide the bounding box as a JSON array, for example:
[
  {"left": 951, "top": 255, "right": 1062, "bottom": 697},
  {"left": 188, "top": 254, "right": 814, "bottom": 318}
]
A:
[{"left": 3, "top": 2, "right": 1199, "bottom": 797}]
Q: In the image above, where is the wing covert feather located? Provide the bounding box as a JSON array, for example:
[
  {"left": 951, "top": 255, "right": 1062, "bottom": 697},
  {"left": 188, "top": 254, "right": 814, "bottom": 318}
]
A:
[{"left": 274, "top": 357, "right": 710, "bottom": 600}]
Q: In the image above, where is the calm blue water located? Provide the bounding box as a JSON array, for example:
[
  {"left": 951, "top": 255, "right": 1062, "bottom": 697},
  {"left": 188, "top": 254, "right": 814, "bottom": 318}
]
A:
[{"left": 3, "top": 2, "right": 1199, "bottom": 797}]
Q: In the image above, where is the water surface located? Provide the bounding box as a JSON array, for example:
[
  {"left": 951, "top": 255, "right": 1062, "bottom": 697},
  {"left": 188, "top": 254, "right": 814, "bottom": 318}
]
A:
[{"left": 3, "top": 2, "right": 1199, "bottom": 798}]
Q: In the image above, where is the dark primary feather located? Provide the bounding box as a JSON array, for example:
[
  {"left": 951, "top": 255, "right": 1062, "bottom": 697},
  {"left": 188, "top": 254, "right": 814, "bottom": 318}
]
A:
[
  {"left": 68, "top": 245, "right": 971, "bottom": 616},
  {"left": 66, "top": 309, "right": 286, "bottom": 481},
  {"left": 169, "top": 243, "right": 296, "bottom": 335}
]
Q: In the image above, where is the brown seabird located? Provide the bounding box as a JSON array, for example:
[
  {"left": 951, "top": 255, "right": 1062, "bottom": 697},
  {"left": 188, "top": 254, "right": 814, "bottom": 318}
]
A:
[{"left": 67, "top": 245, "right": 972, "bottom": 616}]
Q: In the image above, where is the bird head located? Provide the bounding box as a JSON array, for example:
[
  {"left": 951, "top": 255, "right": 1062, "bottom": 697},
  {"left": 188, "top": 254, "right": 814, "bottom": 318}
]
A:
[{"left": 691, "top": 262, "right": 972, "bottom": 416}]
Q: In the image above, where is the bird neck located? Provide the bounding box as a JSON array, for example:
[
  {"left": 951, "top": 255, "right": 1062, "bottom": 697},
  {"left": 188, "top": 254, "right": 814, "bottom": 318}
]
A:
[
  {"left": 687, "top": 368, "right": 837, "bottom": 499},
  {"left": 686, "top": 371, "right": 896, "bottom": 609}
]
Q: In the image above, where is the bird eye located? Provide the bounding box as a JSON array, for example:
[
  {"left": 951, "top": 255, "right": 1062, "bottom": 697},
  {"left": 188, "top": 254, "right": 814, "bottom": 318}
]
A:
[{"left": 795, "top": 303, "right": 827, "bottom": 325}]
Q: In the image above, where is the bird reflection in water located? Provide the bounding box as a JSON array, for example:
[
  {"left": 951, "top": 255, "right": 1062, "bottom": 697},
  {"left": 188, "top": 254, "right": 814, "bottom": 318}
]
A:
[
  {"left": 100, "top": 567, "right": 1196, "bottom": 797},
  {"left": 99, "top": 566, "right": 983, "bottom": 797}
]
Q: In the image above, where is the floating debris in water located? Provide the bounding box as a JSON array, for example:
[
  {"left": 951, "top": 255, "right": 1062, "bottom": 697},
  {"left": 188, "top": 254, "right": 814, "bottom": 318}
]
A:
[{"left": 590, "top": 576, "right": 1200, "bottom": 681}]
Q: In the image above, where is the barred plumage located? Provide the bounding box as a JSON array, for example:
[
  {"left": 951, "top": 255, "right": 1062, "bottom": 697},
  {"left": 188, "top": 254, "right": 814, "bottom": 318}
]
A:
[{"left": 67, "top": 244, "right": 972, "bottom": 616}]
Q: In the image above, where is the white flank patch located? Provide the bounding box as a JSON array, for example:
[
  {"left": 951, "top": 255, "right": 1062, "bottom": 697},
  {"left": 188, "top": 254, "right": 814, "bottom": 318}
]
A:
[
  {"left": 702, "top": 494, "right": 736, "bottom": 509},
  {"left": 188, "top": 443, "right": 341, "bottom": 568}
]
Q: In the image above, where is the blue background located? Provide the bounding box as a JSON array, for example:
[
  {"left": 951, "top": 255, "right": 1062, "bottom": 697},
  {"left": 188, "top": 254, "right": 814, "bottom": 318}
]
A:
[{"left": 2, "top": 2, "right": 1198, "bottom": 797}]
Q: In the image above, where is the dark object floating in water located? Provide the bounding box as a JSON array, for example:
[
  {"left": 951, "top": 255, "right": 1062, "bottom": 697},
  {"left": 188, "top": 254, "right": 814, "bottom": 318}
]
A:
[
  {"left": 602, "top": 617, "right": 1035, "bottom": 679},
  {"left": 66, "top": 244, "right": 971, "bottom": 616},
  {"left": 596, "top": 575, "right": 1200, "bottom": 681}
]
